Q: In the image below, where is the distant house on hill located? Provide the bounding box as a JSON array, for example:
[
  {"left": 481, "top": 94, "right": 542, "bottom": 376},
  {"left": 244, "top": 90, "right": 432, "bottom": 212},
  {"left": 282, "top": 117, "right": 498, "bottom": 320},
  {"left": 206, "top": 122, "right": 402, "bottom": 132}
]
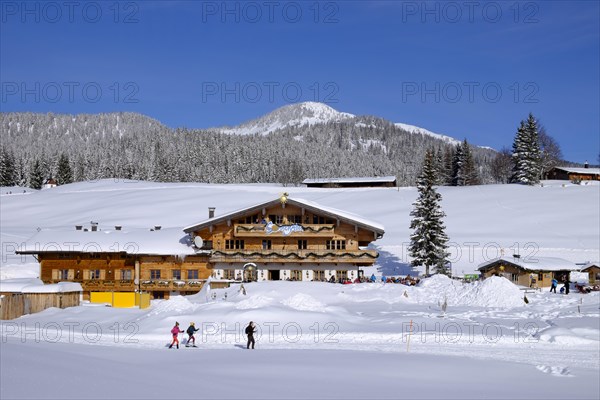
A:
[
  {"left": 43, "top": 178, "right": 57, "bottom": 189},
  {"left": 547, "top": 164, "right": 600, "bottom": 181},
  {"left": 478, "top": 256, "right": 578, "bottom": 287},
  {"left": 303, "top": 176, "right": 397, "bottom": 188}
]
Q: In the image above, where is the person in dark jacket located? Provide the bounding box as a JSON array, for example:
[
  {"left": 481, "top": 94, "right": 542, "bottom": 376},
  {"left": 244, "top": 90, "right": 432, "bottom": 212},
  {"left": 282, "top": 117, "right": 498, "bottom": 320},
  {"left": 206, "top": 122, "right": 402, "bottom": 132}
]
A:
[
  {"left": 563, "top": 277, "right": 570, "bottom": 295},
  {"left": 186, "top": 322, "right": 199, "bottom": 347},
  {"left": 245, "top": 321, "right": 256, "bottom": 349}
]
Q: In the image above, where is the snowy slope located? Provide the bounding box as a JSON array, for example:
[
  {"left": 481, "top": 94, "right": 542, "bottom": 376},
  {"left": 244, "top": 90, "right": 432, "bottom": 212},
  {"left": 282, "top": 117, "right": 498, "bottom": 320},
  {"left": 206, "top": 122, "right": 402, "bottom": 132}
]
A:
[
  {"left": 216, "top": 102, "right": 355, "bottom": 135},
  {"left": 1, "top": 180, "right": 598, "bottom": 277},
  {"left": 395, "top": 122, "right": 463, "bottom": 146},
  {"left": 1, "top": 180, "right": 599, "bottom": 400}
]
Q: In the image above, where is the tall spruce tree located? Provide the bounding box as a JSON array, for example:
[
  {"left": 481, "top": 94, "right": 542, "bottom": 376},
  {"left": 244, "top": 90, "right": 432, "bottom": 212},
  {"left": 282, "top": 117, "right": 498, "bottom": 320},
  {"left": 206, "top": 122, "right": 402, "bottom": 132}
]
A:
[
  {"left": 511, "top": 113, "right": 541, "bottom": 185},
  {"left": 29, "top": 159, "right": 45, "bottom": 189},
  {"left": 409, "top": 150, "right": 451, "bottom": 276},
  {"left": 0, "top": 148, "right": 16, "bottom": 186},
  {"left": 56, "top": 153, "right": 73, "bottom": 185}
]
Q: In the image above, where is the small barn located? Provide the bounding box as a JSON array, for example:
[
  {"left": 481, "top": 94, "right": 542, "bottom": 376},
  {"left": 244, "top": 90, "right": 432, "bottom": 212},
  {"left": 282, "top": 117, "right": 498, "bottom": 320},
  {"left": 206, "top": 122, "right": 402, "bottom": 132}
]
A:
[
  {"left": 43, "top": 178, "right": 58, "bottom": 189},
  {"left": 477, "top": 256, "right": 578, "bottom": 288},
  {"left": 0, "top": 279, "right": 82, "bottom": 320},
  {"left": 547, "top": 166, "right": 600, "bottom": 181},
  {"left": 581, "top": 263, "right": 600, "bottom": 284},
  {"left": 303, "top": 176, "right": 397, "bottom": 188}
]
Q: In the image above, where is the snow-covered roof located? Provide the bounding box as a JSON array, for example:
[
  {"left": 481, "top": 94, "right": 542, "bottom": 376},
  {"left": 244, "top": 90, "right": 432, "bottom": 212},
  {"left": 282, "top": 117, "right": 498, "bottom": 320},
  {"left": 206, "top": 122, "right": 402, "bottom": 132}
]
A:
[
  {"left": 17, "top": 227, "right": 203, "bottom": 256},
  {"left": 302, "top": 176, "right": 397, "bottom": 185},
  {"left": 183, "top": 196, "right": 385, "bottom": 236},
  {"left": 0, "top": 279, "right": 82, "bottom": 293},
  {"left": 477, "top": 256, "right": 579, "bottom": 272},
  {"left": 553, "top": 166, "right": 600, "bottom": 175}
]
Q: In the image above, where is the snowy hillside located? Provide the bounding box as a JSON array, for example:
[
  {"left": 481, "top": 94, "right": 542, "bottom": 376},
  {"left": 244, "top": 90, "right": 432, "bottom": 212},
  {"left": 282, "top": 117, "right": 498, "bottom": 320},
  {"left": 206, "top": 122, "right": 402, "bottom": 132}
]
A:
[
  {"left": 216, "top": 102, "right": 355, "bottom": 135},
  {"left": 1, "top": 180, "right": 598, "bottom": 277},
  {"left": 1, "top": 180, "right": 599, "bottom": 400},
  {"left": 395, "top": 122, "right": 464, "bottom": 146}
]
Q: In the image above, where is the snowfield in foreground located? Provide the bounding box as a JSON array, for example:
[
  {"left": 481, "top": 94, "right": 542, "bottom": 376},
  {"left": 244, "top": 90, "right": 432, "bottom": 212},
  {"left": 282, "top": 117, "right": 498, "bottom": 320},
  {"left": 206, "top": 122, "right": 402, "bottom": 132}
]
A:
[
  {"left": 1, "top": 278, "right": 599, "bottom": 399},
  {"left": 1, "top": 180, "right": 599, "bottom": 399}
]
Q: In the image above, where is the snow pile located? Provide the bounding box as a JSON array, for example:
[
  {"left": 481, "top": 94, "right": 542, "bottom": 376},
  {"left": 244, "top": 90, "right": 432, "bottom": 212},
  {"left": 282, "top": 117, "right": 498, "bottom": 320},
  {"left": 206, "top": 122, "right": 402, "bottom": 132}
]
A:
[
  {"left": 236, "top": 294, "right": 275, "bottom": 309},
  {"left": 458, "top": 276, "right": 525, "bottom": 308},
  {"left": 281, "top": 293, "right": 326, "bottom": 312},
  {"left": 146, "top": 295, "right": 197, "bottom": 316},
  {"left": 413, "top": 275, "right": 525, "bottom": 308}
]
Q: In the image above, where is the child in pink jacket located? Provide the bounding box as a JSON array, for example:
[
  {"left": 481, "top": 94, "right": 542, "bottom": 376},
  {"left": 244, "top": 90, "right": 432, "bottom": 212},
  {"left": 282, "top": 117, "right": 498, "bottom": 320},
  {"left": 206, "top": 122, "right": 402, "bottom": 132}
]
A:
[{"left": 169, "top": 322, "right": 183, "bottom": 349}]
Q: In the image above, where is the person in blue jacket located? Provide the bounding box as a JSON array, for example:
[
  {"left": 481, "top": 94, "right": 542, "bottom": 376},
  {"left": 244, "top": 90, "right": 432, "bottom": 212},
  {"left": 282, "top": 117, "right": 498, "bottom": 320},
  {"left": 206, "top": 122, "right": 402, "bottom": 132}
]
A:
[
  {"left": 370, "top": 274, "right": 376, "bottom": 282},
  {"left": 550, "top": 278, "right": 558, "bottom": 293}
]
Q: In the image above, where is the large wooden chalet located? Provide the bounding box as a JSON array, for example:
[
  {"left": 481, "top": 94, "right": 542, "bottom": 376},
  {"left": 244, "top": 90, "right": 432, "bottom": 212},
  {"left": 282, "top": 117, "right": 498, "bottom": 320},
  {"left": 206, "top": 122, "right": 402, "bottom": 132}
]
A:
[{"left": 17, "top": 194, "right": 385, "bottom": 300}]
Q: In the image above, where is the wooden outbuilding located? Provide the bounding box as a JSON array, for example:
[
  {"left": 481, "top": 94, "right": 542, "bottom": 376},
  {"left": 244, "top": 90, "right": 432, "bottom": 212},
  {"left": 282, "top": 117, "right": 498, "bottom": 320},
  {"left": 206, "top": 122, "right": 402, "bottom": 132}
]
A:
[
  {"left": 0, "top": 279, "right": 81, "bottom": 320},
  {"left": 581, "top": 263, "right": 600, "bottom": 284},
  {"left": 477, "top": 256, "right": 578, "bottom": 288},
  {"left": 547, "top": 166, "right": 600, "bottom": 181},
  {"left": 303, "top": 176, "right": 397, "bottom": 188}
]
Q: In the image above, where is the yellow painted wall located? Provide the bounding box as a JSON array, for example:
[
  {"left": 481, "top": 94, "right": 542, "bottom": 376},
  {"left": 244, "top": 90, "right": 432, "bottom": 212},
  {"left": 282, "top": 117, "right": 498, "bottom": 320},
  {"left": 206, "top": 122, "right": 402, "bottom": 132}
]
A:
[
  {"left": 90, "top": 292, "right": 150, "bottom": 308},
  {"left": 90, "top": 292, "right": 113, "bottom": 304},
  {"left": 135, "top": 293, "right": 151, "bottom": 309},
  {"left": 113, "top": 292, "right": 136, "bottom": 308}
]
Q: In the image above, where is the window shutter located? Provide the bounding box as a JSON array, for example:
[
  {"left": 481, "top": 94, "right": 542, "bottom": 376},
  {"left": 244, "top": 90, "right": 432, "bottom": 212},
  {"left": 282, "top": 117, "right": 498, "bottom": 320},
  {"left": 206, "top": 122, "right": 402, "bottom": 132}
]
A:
[{"left": 68, "top": 269, "right": 74, "bottom": 280}]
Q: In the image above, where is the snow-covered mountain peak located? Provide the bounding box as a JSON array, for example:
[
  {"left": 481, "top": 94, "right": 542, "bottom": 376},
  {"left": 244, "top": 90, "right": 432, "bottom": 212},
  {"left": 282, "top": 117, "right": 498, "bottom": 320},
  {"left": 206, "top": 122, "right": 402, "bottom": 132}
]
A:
[{"left": 216, "top": 102, "right": 355, "bottom": 135}]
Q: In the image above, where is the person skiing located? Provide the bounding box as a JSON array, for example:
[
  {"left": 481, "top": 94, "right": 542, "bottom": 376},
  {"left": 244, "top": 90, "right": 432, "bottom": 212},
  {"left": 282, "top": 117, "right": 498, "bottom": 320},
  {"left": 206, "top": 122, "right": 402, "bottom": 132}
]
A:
[
  {"left": 550, "top": 278, "right": 558, "bottom": 293},
  {"left": 169, "top": 322, "right": 183, "bottom": 349},
  {"left": 245, "top": 321, "right": 256, "bottom": 349},
  {"left": 186, "top": 322, "right": 199, "bottom": 347}
]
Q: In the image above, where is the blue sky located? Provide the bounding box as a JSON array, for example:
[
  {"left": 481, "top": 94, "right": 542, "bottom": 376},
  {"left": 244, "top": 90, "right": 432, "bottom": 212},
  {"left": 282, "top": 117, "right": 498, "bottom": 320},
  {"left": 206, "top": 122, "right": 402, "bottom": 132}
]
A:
[{"left": 1, "top": 0, "right": 598, "bottom": 162}]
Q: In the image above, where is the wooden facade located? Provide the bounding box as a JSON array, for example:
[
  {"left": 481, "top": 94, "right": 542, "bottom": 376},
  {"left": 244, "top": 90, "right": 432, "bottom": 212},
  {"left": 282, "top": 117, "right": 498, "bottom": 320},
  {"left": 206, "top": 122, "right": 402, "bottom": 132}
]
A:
[
  {"left": 36, "top": 252, "right": 211, "bottom": 300},
  {"left": 18, "top": 195, "right": 385, "bottom": 300},
  {"left": 184, "top": 195, "right": 384, "bottom": 283},
  {"left": 0, "top": 292, "right": 80, "bottom": 320}
]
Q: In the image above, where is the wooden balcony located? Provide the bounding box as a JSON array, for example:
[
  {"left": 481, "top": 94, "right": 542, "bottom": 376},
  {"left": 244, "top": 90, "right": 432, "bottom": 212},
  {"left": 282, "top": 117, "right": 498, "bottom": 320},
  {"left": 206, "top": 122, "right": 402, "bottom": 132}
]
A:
[
  {"left": 209, "top": 249, "right": 378, "bottom": 264},
  {"left": 234, "top": 223, "right": 335, "bottom": 238},
  {"left": 50, "top": 279, "right": 136, "bottom": 292},
  {"left": 139, "top": 279, "right": 205, "bottom": 291}
]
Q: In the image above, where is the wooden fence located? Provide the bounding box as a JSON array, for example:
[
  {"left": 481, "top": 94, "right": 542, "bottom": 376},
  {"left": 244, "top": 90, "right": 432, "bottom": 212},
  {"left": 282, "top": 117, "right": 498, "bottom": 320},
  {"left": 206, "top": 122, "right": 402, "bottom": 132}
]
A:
[{"left": 0, "top": 292, "right": 81, "bottom": 320}]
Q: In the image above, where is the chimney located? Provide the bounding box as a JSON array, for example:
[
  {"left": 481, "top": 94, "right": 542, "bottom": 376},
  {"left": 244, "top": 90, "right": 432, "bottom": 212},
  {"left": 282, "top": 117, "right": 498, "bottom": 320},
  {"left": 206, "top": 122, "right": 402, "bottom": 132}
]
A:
[
  {"left": 90, "top": 221, "right": 98, "bottom": 232},
  {"left": 115, "top": 225, "right": 122, "bottom": 231},
  {"left": 208, "top": 207, "right": 216, "bottom": 219},
  {"left": 154, "top": 225, "right": 162, "bottom": 231},
  {"left": 584, "top": 161, "right": 589, "bottom": 169},
  {"left": 75, "top": 225, "right": 83, "bottom": 231}
]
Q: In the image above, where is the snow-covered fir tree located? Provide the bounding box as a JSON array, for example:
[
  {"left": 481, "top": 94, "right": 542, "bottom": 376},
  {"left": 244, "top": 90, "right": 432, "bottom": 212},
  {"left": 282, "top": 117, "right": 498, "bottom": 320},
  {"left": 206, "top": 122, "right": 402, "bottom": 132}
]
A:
[
  {"left": 29, "top": 159, "right": 45, "bottom": 189},
  {"left": 56, "top": 154, "right": 73, "bottom": 185},
  {"left": 511, "top": 113, "right": 541, "bottom": 185},
  {"left": 0, "top": 147, "right": 16, "bottom": 186},
  {"left": 408, "top": 150, "right": 451, "bottom": 276},
  {"left": 450, "top": 140, "right": 480, "bottom": 186}
]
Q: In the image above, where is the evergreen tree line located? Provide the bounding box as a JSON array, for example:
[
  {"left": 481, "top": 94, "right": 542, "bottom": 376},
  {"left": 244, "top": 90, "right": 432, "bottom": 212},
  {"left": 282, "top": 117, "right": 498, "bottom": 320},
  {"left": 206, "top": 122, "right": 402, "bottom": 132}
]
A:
[{"left": 0, "top": 111, "right": 504, "bottom": 188}]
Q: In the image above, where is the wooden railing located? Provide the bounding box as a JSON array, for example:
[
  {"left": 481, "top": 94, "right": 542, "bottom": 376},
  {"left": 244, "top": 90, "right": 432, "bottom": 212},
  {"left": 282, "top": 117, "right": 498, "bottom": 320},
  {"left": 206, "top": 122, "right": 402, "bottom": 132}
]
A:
[
  {"left": 234, "top": 223, "right": 336, "bottom": 237},
  {"left": 139, "top": 280, "right": 205, "bottom": 291},
  {"left": 209, "top": 249, "right": 378, "bottom": 263}
]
